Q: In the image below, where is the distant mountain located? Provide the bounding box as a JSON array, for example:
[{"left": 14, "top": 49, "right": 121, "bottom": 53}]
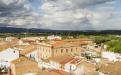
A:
[
  {"left": 0, "top": 27, "right": 121, "bottom": 35},
  {"left": 0, "top": 27, "right": 52, "bottom": 33}
]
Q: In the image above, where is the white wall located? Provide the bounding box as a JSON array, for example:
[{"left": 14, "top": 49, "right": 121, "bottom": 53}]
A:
[
  {"left": 47, "top": 35, "right": 62, "bottom": 40},
  {"left": 74, "top": 65, "right": 85, "bottom": 75},
  {"left": 102, "top": 51, "right": 121, "bottom": 61},
  {"left": 26, "top": 50, "right": 38, "bottom": 61},
  {"left": 50, "top": 61, "right": 61, "bottom": 69},
  {"left": 0, "top": 48, "right": 19, "bottom": 67},
  {"left": 65, "top": 63, "right": 76, "bottom": 72}
]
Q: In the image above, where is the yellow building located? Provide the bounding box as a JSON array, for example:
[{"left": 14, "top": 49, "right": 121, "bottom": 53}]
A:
[
  {"left": 37, "top": 40, "right": 82, "bottom": 60},
  {"left": 10, "top": 57, "right": 40, "bottom": 75}
]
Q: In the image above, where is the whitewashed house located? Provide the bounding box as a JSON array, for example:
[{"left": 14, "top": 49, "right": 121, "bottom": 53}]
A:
[
  {"left": 49, "top": 55, "right": 74, "bottom": 70},
  {"left": 47, "top": 35, "right": 62, "bottom": 40},
  {"left": 25, "top": 50, "right": 38, "bottom": 61},
  {"left": 73, "top": 61, "right": 96, "bottom": 75},
  {"left": 19, "top": 45, "right": 38, "bottom": 61},
  {"left": 5, "top": 37, "right": 17, "bottom": 42},
  {"left": 18, "top": 40, "right": 30, "bottom": 45},
  {"left": 49, "top": 60, "right": 61, "bottom": 69},
  {"left": 64, "top": 58, "right": 82, "bottom": 72},
  {"left": 102, "top": 51, "right": 121, "bottom": 61},
  {"left": 0, "top": 48, "right": 19, "bottom": 67},
  {"left": 98, "top": 72, "right": 106, "bottom": 75},
  {"left": 40, "top": 36, "right": 45, "bottom": 40},
  {"left": 12, "top": 45, "right": 38, "bottom": 61},
  {"left": 24, "top": 73, "right": 37, "bottom": 75},
  {"left": 64, "top": 58, "right": 96, "bottom": 75}
]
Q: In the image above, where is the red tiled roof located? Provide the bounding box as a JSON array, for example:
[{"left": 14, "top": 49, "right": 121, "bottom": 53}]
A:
[
  {"left": 70, "top": 58, "right": 82, "bottom": 65},
  {"left": 11, "top": 56, "right": 36, "bottom": 65},
  {"left": 50, "top": 70, "right": 71, "bottom": 75},
  {"left": 52, "top": 40, "right": 80, "bottom": 48},
  {"left": 52, "top": 40, "right": 65, "bottom": 47},
  {"left": 60, "top": 56, "right": 74, "bottom": 65},
  {"left": 20, "top": 45, "right": 36, "bottom": 55},
  {"left": 49, "top": 54, "right": 74, "bottom": 65}
]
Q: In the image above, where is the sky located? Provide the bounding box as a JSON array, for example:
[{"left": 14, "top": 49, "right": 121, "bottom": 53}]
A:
[{"left": 0, "top": 0, "right": 121, "bottom": 30}]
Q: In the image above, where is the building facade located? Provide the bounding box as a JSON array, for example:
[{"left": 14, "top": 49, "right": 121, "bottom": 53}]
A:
[
  {"left": 10, "top": 57, "right": 40, "bottom": 75},
  {"left": 37, "top": 41, "right": 82, "bottom": 60}
]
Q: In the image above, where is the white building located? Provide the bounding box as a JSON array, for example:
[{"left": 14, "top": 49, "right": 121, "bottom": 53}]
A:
[
  {"left": 13, "top": 45, "right": 38, "bottom": 62},
  {"left": 0, "top": 48, "right": 19, "bottom": 67},
  {"left": 25, "top": 50, "right": 38, "bottom": 61},
  {"left": 64, "top": 58, "right": 82, "bottom": 72},
  {"left": 18, "top": 45, "right": 38, "bottom": 61},
  {"left": 40, "top": 36, "right": 45, "bottom": 40},
  {"left": 18, "top": 40, "right": 30, "bottom": 45},
  {"left": 98, "top": 72, "right": 106, "bottom": 75},
  {"left": 48, "top": 55, "right": 74, "bottom": 70},
  {"left": 5, "top": 37, "right": 18, "bottom": 42},
  {"left": 49, "top": 60, "right": 61, "bottom": 69},
  {"left": 47, "top": 35, "right": 62, "bottom": 40},
  {"left": 73, "top": 61, "right": 96, "bottom": 75},
  {"left": 65, "top": 59, "right": 96, "bottom": 75},
  {"left": 102, "top": 51, "right": 121, "bottom": 61}
]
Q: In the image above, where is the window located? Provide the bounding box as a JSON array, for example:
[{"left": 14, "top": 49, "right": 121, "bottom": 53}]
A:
[
  {"left": 43, "top": 48, "right": 44, "bottom": 52},
  {"left": 13, "top": 51, "right": 15, "bottom": 53},
  {"left": 76, "top": 48, "right": 78, "bottom": 51},
  {"left": 61, "top": 49, "right": 63, "bottom": 53},
  {"left": 66, "top": 49, "right": 68, "bottom": 53},
  {"left": 56, "top": 49, "right": 58, "bottom": 53},
  {"left": 71, "top": 48, "right": 73, "bottom": 52}
]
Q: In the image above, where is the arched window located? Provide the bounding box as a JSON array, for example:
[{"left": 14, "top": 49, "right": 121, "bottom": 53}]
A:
[
  {"left": 56, "top": 49, "right": 58, "bottom": 53},
  {"left": 66, "top": 49, "right": 68, "bottom": 53},
  {"left": 61, "top": 49, "right": 63, "bottom": 53},
  {"left": 76, "top": 48, "right": 78, "bottom": 51},
  {"left": 71, "top": 48, "right": 73, "bottom": 52},
  {"left": 13, "top": 51, "right": 15, "bottom": 53}
]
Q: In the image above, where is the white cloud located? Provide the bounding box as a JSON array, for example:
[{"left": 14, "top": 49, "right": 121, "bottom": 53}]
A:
[
  {"left": 0, "top": 0, "right": 121, "bottom": 30},
  {"left": 38, "top": 0, "right": 121, "bottom": 30}
]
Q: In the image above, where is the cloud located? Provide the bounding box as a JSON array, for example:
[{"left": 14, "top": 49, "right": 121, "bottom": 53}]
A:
[
  {"left": 0, "top": 0, "right": 27, "bottom": 11},
  {"left": 0, "top": 0, "right": 121, "bottom": 30},
  {"left": 39, "top": 0, "right": 121, "bottom": 30},
  {"left": 0, "top": 0, "right": 34, "bottom": 26}
]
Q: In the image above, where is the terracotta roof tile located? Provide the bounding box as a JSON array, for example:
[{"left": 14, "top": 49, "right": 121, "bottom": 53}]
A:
[
  {"left": 100, "top": 61, "right": 121, "bottom": 75},
  {"left": 52, "top": 40, "right": 80, "bottom": 48},
  {"left": 52, "top": 40, "right": 65, "bottom": 47},
  {"left": 20, "top": 45, "right": 36, "bottom": 55},
  {"left": 69, "top": 58, "right": 82, "bottom": 65},
  {"left": 50, "top": 70, "right": 72, "bottom": 75},
  {"left": 60, "top": 56, "right": 74, "bottom": 65},
  {"left": 11, "top": 56, "right": 36, "bottom": 65},
  {"left": 49, "top": 54, "right": 74, "bottom": 65}
]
